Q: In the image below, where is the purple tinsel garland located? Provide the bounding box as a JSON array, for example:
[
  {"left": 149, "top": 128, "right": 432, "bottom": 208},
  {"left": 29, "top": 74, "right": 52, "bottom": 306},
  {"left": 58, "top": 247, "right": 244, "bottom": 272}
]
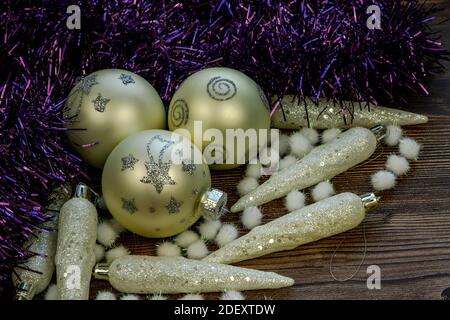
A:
[{"left": 0, "top": 0, "right": 447, "bottom": 297}]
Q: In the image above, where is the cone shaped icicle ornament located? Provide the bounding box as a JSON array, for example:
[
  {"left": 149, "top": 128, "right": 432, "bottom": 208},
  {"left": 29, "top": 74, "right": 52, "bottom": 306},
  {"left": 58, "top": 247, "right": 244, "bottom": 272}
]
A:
[
  {"left": 205, "top": 193, "right": 379, "bottom": 265},
  {"left": 271, "top": 96, "right": 428, "bottom": 129},
  {"left": 12, "top": 186, "right": 72, "bottom": 300},
  {"left": 231, "top": 126, "right": 385, "bottom": 213},
  {"left": 93, "top": 255, "right": 294, "bottom": 294},
  {"left": 55, "top": 183, "right": 99, "bottom": 300}
]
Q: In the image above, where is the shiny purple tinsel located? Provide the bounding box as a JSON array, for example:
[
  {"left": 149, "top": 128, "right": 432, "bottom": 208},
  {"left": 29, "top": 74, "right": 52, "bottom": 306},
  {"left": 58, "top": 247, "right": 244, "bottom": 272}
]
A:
[{"left": 0, "top": 0, "right": 447, "bottom": 297}]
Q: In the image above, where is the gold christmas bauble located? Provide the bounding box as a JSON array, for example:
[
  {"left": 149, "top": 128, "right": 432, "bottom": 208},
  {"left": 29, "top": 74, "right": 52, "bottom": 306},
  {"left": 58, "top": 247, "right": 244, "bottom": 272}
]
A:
[
  {"left": 64, "top": 69, "right": 166, "bottom": 168},
  {"left": 102, "top": 130, "right": 227, "bottom": 238},
  {"left": 168, "top": 67, "right": 271, "bottom": 170}
]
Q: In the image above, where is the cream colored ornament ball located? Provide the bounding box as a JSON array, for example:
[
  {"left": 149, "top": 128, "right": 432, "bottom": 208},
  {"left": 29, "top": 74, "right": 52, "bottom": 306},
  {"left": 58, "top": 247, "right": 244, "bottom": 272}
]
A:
[
  {"left": 168, "top": 67, "right": 271, "bottom": 170},
  {"left": 63, "top": 69, "right": 166, "bottom": 168},
  {"left": 102, "top": 129, "right": 227, "bottom": 238}
]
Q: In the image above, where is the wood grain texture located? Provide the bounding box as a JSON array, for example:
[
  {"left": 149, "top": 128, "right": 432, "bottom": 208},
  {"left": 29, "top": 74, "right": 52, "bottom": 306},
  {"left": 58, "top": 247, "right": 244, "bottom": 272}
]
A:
[{"left": 90, "top": 1, "right": 450, "bottom": 300}]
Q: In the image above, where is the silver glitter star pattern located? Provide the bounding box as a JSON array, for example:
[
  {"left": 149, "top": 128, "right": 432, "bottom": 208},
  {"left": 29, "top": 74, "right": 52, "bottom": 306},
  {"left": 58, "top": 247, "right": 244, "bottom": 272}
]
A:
[
  {"left": 78, "top": 75, "right": 99, "bottom": 95},
  {"left": 92, "top": 93, "right": 110, "bottom": 112},
  {"left": 121, "top": 154, "right": 139, "bottom": 171},
  {"left": 181, "top": 160, "right": 196, "bottom": 176},
  {"left": 140, "top": 155, "right": 176, "bottom": 193},
  {"left": 122, "top": 198, "right": 138, "bottom": 214},
  {"left": 119, "top": 73, "right": 135, "bottom": 85},
  {"left": 165, "top": 197, "right": 182, "bottom": 214}
]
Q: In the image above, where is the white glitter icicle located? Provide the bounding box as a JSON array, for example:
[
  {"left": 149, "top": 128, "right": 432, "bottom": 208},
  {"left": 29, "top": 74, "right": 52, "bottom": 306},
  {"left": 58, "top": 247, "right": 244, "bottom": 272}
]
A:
[
  {"left": 93, "top": 255, "right": 294, "bottom": 294},
  {"left": 55, "top": 184, "right": 98, "bottom": 300},
  {"left": 205, "top": 193, "right": 378, "bottom": 265},
  {"left": 231, "top": 127, "right": 383, "bottom": 212},
  {"left": 13, "top": 186, "right": 72, "bottom": 300},
  {"left": 271, "top": 96, "right": 428, "bottom": 129}
]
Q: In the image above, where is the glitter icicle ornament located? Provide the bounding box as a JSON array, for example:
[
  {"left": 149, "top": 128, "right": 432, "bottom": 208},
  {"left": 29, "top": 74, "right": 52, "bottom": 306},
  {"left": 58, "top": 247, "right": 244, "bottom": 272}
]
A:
[
  {"left": 12, "top": 186, "right": 71, "bottom": 300},
  {"left": 93, "top": 255, "right": 294, "bottom": 294},
  {"left": 272, "top": 96, "right": 428, "bottom": 129},
  {"left": 205, "top": 193, "right": 378, "bottom": 264},
  {"left": 55, "top": 184, "right": 98, "bottom": 300},
  {"left": 231, "top": 126, "right": 385, "bottom": 212}
]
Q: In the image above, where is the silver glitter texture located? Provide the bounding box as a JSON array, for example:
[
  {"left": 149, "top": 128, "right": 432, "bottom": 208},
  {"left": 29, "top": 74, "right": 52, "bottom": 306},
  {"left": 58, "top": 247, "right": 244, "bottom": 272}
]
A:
[
  {"left": 205, "top": 193, "right": 366, "bottom": 264},
  {"left": 271, "top": 96, "right": 428, "bottom": 129},
  {"left": 13, "top": 186, "right": 71, "bottom": 300},
  {"left": 91, "top": 93, "right": 110, "bottom": 112},
  {"left": 165, "top": 196, "right": 182, "bottom": 214},
  {"left": 122, "top": 197, "right": 138, "bottom": 214},
  {"left": 118, "top": 73, "right": 135, "bottom": 85},
  {"left": 231, "top": 127, "right": 377, "bottom": 212},
  {"left": 181, "top": 160, "right": 196, "bottom": 175},
  {"left": 106, "top": 255, "right": 294, "bottom": 294},
  {"left": 140, "top": 155, "right": 176, "bottom": 193},
  {"left": 121, "top": 154, "right": 139, "bottom": 171},
  {"left": 55, "top": 198, "right": 98, "bottom": 300}
]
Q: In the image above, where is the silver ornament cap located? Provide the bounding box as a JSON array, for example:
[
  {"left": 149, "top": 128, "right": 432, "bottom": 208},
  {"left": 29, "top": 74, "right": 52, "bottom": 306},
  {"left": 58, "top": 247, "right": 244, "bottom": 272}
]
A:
[{"left": 201, "top": 188, "right": 228, "bottom": 220}]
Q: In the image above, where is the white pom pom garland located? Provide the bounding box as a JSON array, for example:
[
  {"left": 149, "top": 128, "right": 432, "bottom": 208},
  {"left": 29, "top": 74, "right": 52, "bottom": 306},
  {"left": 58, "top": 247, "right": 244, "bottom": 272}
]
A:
[
  {"left": 386, "top": 154, "right": 410, "bottom": 176},
  {"left": 284, "top": 190, "right": 306, "bottom": 212},
  {"left": 175, "top": 230, "right": 200, "bottom": 248},
  {"left": 187, "top": 240, "right": 209, "bottom": 259},
  {"left": 96, "top": 291, "right": 117, "bottom": 300},
  {"left": 312, "top": 181, "right": 335, "bottom": 202},
  {"left": 241, "top": 207, "right": 263, "bottom": 229},
  {"left": 399, "top": 137, "right": 421, "bottom": 160},
  {"left": 384, "top": 125, "right": 403, "bottom": 146},
  {"left": 220, "top": 291, "right": 245, "bottom": 300},
  {"left": 300, "top": 127, "right": 319, "bottom": 145},
  {"left": 215, "top": 224, "right": 239, "bottom": 247},
  {"left": 237, "top": 177, "right": 259, "bottom": 196},
  {"left": 97, "top": 221, "right": 119, "bottom": 248},
  {"left": 105, "top": 245, "right": 130, "bottom": 263},
  {"left": 371, "top": 170, "right": 397, "bottom": 191},
  {"left": 156, "top": 242, "right": 181, "bottom": 257},
  {"left": 198, "top": 220, "right": 222, "bottom": 240},
  {"left": 322, "top": 128, "right": 341, "bottom": 144},
  {"left": 289, "top": 132, "right": 313, "bottom": 158}
]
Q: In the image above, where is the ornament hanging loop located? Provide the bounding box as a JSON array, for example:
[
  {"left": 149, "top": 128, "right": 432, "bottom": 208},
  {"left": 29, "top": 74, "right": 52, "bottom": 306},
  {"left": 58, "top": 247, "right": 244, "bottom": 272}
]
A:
[{"left": 360, "top": 193, "right": 380, "bottom": 212}]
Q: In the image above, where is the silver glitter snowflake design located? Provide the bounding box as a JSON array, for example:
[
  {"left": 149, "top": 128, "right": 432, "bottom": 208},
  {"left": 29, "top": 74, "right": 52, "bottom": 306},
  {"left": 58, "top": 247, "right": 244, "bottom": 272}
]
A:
[
  {"left": 78, "top": 75, "right": 99, "bottom": 95},
  {"left": 121, "top": 154, "right": 139, "bottom": 171},
  {"left": 92, "top": 93, "right": 111, "bottom": 112},
  {"left": 165, "top": 197, "right": 182, "bottom": 214},
  {"left": 140, "top": 155, "right": 176, "bottom": 193},
  {"left": 121, "top": 198, "right": 137, "bottom": 214},
  {"left": 181, "top": 160, "right": 196, "bottom": 176},
  {"left": 119, "top": 73, "right": 135, "bottom": 85}
]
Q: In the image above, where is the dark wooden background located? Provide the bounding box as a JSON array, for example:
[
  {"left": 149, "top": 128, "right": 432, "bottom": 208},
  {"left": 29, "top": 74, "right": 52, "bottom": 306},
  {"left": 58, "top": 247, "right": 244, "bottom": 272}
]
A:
[{"left": 90, "top": 1, "right": 450, "bottom": 300}]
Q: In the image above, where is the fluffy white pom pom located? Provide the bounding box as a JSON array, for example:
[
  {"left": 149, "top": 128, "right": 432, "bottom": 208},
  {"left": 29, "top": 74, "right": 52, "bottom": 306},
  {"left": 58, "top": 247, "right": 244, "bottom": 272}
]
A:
[
  {"left": 175, "top": 230, "right": 200, "bottom": 248},
  {"left": 97, "top": 221, "right": 119, "bottom": 248},
  {"left": 300, "top": 128, "right": 319, "bottom": 145},
  {"left": 279, "top": 155, "right": 298, "bottom": 170},
  {"left": 44, "top": 284, "right": 58, "bottom": 300},
  {"left": 237, "top": 176, "right": 259, "bottom": 196},
  {"left": 289, "top": 132, "right": 313, "bottom": 158},
  {"left": 371, "top": 170, "right": 397, "bottom": 191},
  {"left": 96, "top": 291, "right": 117, "bottom": 300},
  {"left": 179, "top": 294, "right": 204, "bottom": 300},
  {"left": 278, "top": 133, "right": 291, "bottom": 156},
  {"left": 198, "top": 220, "right": 222, "bottom": 240},
  {"left": 220, "top": 291, "right": 245, "bottom": 300},
  {"left": 156, "top": 242, "right": 181, "bottom": 257},
  {"left": 322, "top": 128, "right": 341, "bottom": 144},
  {"left": 246, "top": 162, "right": 262, "bottom": 179},
  {"left": 215, "top": 224, "right": 239, "bottom": 247},
  {"left": 121, "top": 294, "right": 140, "bottom": 300},
  {"left": 105, "top": 245, "right": 130, "bottom": 263},
  {"left": 312, "top": 181, "right": 335, "bottom": 202},
  {"left": 94, "top": 244, "right": 105, "bottom": 262},
  {"left": 149, "top": 293, "right": 167, "bottom": 300},
  {"left": 241, "top": 207, "right": 263, "bottom": 229},
  {"left": 399, "top": 137, "right": 421, "bottom": 160},
  {"left": 384, "top": 125, "right": 403, "bottom": 146},
  {"left": 386, "top": 154, "right": 410, "bottom": 176},
  {"left": 187, "top": 240, "right": 209, "bottom": 259},
  {"left": 284, "top": 190, "right": 306, "bottom": 211}
]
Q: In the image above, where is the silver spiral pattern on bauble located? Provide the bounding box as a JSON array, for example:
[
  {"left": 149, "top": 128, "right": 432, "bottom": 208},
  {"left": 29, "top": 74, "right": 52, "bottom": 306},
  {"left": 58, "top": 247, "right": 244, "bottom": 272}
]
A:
[
  {"left": 170, "top": 99, "right": 189, "bottom": 127},
  {"left": 207, "top": 76, "right": 237, "bottom": 101}
]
